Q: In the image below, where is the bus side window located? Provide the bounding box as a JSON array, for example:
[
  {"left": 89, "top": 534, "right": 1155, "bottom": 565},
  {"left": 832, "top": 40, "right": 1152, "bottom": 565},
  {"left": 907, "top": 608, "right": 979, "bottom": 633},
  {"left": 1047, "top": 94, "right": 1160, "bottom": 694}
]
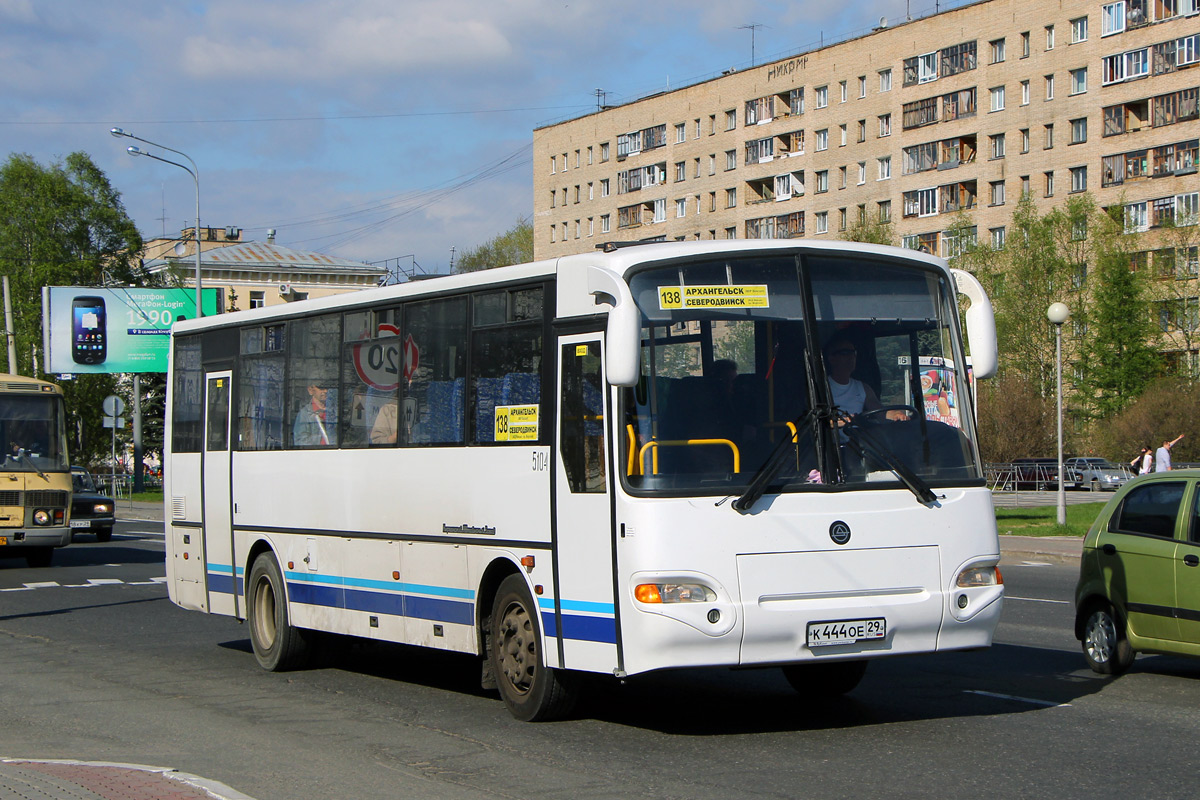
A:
[{"left": 561, "top": 342, "right": 605, "bottom": 493}]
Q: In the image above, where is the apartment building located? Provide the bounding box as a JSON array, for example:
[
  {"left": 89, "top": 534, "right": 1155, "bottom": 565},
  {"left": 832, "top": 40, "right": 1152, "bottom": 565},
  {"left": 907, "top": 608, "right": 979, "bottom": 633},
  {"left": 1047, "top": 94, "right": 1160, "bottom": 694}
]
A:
[{"left": 533, "top": 0, "right": 1198, "bottom": 265}]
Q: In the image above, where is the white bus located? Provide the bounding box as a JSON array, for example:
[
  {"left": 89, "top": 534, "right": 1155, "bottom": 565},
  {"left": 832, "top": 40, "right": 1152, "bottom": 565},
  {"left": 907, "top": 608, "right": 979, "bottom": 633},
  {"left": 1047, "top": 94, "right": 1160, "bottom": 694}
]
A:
[{"left": 164, "top": 240, "right": 1002, "bottom": 721}]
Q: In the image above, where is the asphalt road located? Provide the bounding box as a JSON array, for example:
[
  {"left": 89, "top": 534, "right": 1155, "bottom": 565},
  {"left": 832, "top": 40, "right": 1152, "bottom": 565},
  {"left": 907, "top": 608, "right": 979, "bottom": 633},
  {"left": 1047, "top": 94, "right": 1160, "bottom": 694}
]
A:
[{"left": 1, "top": 521, "right": 1197, "bottom": 799}]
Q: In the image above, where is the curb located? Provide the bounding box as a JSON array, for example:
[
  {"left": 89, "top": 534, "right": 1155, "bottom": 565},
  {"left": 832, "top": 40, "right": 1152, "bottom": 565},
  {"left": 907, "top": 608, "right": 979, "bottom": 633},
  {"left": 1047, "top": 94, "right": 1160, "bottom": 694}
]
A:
[{"left": 0, "top": 758, "right": 257, "bottom": 800}]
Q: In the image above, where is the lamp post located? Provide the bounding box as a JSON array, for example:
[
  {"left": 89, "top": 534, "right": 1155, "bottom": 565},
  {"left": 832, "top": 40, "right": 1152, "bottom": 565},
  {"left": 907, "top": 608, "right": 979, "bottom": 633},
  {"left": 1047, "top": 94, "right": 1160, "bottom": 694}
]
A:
[
  {"left": 1047, "top": 302, "right": 1070, "bottom": 526},
  {"left": 110, "top": 128, "right": 203, "bottom": 318}
]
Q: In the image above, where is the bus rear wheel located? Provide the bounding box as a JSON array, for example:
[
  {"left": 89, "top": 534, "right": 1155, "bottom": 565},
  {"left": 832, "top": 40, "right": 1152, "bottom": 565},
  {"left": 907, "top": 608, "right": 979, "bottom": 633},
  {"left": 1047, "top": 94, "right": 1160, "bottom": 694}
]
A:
[
  {"left": 489, "top": 573, "right": 577, "bottom": 722},
  {"left": 24, "top": 547, "right": 53, "bottom": 569},
  {"left": 247, "top": 552, "right": 311, "bottom": 671},
  {"left": 781, "top": 659, "right": 868, "bottom": 697}
]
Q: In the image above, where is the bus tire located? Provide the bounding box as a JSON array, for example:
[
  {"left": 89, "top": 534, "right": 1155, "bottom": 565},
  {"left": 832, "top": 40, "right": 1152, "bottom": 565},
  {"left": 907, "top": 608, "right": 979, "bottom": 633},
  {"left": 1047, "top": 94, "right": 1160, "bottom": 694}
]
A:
[
  {"left": 247, "top": 552, "right": 311, "bottom": 672},
  {"left": 24, "top": 547, "right": 53, "bottom": 569},
  {"left": 781, "top": 659, "right": 868, "bottom": 697},
  {"left": 489, "top": 573, "right": 577, "bottom": 722}
]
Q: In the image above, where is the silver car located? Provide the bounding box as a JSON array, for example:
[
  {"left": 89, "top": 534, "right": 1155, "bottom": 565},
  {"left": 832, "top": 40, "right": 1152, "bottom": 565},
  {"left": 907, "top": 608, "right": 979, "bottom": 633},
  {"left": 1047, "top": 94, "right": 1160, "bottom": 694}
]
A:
[{"left": 1065, "top": 457, "right": 1132, "bottom": 491}]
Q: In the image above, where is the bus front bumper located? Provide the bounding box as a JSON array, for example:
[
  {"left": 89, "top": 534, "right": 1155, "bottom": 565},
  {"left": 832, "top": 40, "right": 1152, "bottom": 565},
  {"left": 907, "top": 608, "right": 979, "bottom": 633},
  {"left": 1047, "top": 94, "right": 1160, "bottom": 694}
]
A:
[{"left": 0, "top": 527, "right": 71, "bottom": 548}]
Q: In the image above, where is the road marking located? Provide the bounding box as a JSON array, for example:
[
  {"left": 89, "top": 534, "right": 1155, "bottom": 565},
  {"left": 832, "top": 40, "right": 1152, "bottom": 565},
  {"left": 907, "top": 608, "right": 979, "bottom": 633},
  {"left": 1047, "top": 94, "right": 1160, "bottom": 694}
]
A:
[
  {"left": 1006, "top": 595, "right": 1071, "bottom": 605},
  {"left": 1, "top": 577, "right": 167, "bottom": 591},
  {"left": 1011, "top": 561, "right": 1054, "bottom": 567},
  {"left": 25, "top": 582, "right": 60, "bottom": 589},
  {"left": 0, "top": 586, "right": 35, "bottom": 592},
  {"left": 87, "top": 578, "right": 124, "bottom": 585},
  {"left": 965, "top": 690, "right": 1071, "bottom": 708}
]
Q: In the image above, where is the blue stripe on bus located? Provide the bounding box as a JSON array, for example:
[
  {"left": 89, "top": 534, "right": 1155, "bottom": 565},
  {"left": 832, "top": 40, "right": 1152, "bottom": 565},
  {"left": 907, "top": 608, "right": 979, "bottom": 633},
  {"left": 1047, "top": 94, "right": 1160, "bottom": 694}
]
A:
[
  {"left": 203, "top": 566, "right": 613, "bottom": 644},
  {"left": 541, "top": 610, "right": 618, "bottom": 644}
]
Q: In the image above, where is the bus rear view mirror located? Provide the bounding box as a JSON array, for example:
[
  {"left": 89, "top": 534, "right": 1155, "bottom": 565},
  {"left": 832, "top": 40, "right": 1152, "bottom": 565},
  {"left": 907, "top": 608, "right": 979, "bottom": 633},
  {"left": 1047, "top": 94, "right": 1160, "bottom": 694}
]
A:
[
  {"left": 951, "top": 268, "right": 997, "bottom": 380},
  {"left": 587, "top": 266, "right": 640, "bottom": 387}
]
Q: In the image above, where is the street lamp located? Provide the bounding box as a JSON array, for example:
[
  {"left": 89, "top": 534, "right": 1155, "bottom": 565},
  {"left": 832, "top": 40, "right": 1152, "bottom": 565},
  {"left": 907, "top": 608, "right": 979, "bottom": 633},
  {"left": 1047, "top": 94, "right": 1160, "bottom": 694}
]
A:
[
  {"left": 1047, "top": 302, "right": 1070, "bottom": 526},
  {"left": 110, "top": 128, "right": 203, "bottom": 318}
]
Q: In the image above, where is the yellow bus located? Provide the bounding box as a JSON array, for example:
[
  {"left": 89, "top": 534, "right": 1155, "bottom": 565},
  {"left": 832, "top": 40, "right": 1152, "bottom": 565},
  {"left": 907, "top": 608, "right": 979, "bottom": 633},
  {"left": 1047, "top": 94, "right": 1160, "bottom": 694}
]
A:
[{"left": 0, "top": 373, "right": 71, "bottom": 567}]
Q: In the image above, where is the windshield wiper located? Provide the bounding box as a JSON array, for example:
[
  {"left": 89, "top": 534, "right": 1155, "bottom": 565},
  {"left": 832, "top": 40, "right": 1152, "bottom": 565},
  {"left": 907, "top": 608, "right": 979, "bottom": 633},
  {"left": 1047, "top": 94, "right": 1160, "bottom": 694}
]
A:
[
  {"left": 732, "top": 406, "right": 824, "bottom": 512},
  {"left": 840, "top": 422, "right": 938, "bottom": 504},
  {"left": 12, "top": 449, "right": 47, "bottom": 480}
]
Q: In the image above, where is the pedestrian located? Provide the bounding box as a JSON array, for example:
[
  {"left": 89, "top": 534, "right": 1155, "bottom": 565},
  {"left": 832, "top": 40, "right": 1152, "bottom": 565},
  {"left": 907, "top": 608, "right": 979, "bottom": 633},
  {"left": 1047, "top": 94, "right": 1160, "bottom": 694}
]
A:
[
  {"left": 1131, "top": 446, "right": 1148, "bottom": 474},
  {"left": 1155, "top": 434, "right": 1184, "bottom": 472},
  {"left": 1139, "top": 445, "right": 1153, "bottom": 475}
]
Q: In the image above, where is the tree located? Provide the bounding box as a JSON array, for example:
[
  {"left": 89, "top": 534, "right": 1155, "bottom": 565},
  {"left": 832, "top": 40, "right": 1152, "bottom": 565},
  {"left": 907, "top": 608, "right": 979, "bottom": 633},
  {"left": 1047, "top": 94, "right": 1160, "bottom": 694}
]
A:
[
  {"left": 454, "top": 218, "right": 534, "bottom": 272},
  {"left": 1148, "top": 215, "right": 1200, "bottom": 380},
  {"left": 1073, "top": 205, "right": 1161, "bottom": 418},
  {"left": 1095, "top": 375, "right": 1198, "bottom": 465},
  {"left": 840, "top": 209, "right": 895, "bottom": 245},
  {"left": 975, "top": 372, "right": 1059, "bottom": 461},
  {"left": 0, "top": 152, "right": 145, "bottom": 465}
]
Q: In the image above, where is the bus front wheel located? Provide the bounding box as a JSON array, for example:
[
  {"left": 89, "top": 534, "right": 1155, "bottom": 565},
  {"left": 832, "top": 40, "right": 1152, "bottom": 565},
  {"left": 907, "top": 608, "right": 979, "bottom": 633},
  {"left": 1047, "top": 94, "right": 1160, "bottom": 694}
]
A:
[
  {"left": 247, "top": 552, "right": 311, "bottom": 672},
  {"left": 488, "top": 573, "right": 577, "bottom": 722}
]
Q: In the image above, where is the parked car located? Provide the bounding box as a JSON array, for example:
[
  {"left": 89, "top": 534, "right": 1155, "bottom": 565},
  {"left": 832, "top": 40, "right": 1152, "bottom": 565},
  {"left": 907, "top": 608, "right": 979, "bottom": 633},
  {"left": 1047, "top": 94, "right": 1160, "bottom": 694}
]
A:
[
  {"left": 1010, "top": 457, "right": 1060, "bottom": 490},
  {"left": 1064, "top": 457, "right": 1133, "bottom": 491},
  {"left": 1074, "top": 469, "right": 1200, "bottom": 674},
  {"left": 70, "top": 466, "right": 115, "bottom": 542}
]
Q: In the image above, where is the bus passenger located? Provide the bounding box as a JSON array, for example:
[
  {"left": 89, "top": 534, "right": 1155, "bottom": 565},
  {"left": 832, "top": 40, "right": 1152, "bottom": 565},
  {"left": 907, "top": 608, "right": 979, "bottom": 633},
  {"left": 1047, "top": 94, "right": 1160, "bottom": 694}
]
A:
[
  {"left": 293, "top": 384, "right": 331, "bottom": 446},
  {"left": 370, "top": 401, "right": 399, "bottom": 444}
]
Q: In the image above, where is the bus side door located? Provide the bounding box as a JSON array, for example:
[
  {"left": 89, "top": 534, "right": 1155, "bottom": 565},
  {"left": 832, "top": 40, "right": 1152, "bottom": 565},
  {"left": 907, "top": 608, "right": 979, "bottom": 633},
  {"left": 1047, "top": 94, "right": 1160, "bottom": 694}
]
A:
[
  {"left": 553, "top": 336, "right": 619, "bottom": 671},
  {"left": 201, "top": 371, "right": 236, "bottom": 616}
]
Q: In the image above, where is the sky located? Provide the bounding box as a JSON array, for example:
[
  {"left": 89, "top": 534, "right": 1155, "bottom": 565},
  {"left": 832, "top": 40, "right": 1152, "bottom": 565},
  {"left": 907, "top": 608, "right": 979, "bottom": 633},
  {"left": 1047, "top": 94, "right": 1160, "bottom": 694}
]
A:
[{"left": 1, "top": 0, "right": 972, "bottom": 277}]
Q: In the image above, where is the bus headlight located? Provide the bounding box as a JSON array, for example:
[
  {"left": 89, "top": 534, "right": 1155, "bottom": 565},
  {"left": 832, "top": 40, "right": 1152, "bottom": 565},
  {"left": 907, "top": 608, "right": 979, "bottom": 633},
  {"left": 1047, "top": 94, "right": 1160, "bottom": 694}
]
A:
[
  {"left": 635, "top": 583, "right": 717, "bottom": 604},
  {"left": 33, "top": 509, "right": 52, "bottom": 526},
  {"left": 956, "top": 565, "right": 1003, "bottom": 587}
]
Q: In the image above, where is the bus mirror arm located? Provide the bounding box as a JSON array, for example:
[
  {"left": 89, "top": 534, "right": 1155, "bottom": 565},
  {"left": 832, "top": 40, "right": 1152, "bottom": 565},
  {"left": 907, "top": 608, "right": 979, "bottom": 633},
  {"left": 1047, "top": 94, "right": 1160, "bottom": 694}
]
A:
[
  {"left": 950, "top": 268, "right": 997, "bottom": 380},
  {"left": 587, "top": 267, "right": 640, "bottom": 387}
]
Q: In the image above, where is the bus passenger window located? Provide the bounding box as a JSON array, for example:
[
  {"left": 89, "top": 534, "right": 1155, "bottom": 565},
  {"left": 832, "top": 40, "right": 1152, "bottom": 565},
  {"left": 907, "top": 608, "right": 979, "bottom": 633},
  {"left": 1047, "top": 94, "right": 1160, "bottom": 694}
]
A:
[
  {"left": 288, "top": 315, "right": 340, "bottom": 448},
  {"left": 561, "top": 342, "right": 605, "bottom": 493}
]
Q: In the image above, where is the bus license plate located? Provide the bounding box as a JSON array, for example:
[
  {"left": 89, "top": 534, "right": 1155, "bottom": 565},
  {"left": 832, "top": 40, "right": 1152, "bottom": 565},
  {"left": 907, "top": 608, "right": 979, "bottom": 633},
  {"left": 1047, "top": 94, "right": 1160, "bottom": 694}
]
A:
[
  {"left": 0, "top": 536, "right": 6, "bottom": 545},
  {"left": 807, "top": 618, "right": 886, "bottom": 647}
]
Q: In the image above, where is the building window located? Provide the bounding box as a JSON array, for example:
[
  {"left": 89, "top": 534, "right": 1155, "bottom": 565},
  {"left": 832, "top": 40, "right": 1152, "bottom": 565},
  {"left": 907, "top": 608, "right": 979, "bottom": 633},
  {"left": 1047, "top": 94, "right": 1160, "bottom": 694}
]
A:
[
  {"left": 550, "top": 156, "right": 556, "bottom": 174},
  {"left": 1071, "top": 117, "right": 1088, "bottom": 143},
  {"left": 709, "top": 155, "right": 716, "bottom": 175},
  {"left": 1021, "top": 128, "right": 1030, "bottom": 152},
  {"left": 1021, "top": 80, "right": 1030, "bottom": 105},
  {"left": 725, "top": 150, "right": 737, "bottom": 171},
  {"left": 990, "top": 133, "right": 1006, "bottom": 159},
  {"left": 991, "top": 226, "right": 1006, "bottom": 249},
  {"left": 249, "top": 290, "right": 264, "bottom": 309},
  {"left": 1070, "top": 68, "right": 1087, "bottom": 95},
  {"left": 695, "top": 119, "right": 701, "bottom": 139},
  {"left": 840, "top": 81, "right": 848, "bottom": 103},
  {"left": 858, "top": 119, "right": 867, "bottom": 142},
  {"left": 1046, "top": 25, "right": 1055, "bottom": 50},
  {"left": 1045, "top": 74, "right": 1055, "bottom": 100},
  {"left": 878, "top": 156, "right": 892, "bottom": 180},
  {"left": 1021, "top": 31, "right": 1031, "bottom": 57},
  {"left": 839, "top": 166, "right": 848, "bottom": 188},
  {"left": 859, "top": 75, "right": 867, "bottom": 98},
  {"left": 1071, "top": 16, "right": 1088, "bottom": 43},
  {"left": 676, "top": 198, "right": 687, "bottom": 218},
  {"left": 879, "top": 68, "right": 893, "bottom": 92},
  {"left": 990, "top": 180, "right": 1006, "bottom": 205},
  {"left": 1071, "top": 166, "right": 1088, "bottom": 192},
  {"left": 725, "top": 227, "right": 737, "bottom": 239},
  {"left": 816, "top": 129, "right": 829, "bottom": 151},
  {"left": 1044, "top": 123, "right": 1055, "bottom": 149},
  {"left": 675, "top": 122, "right": 686, "bottom": 143},
  {"left": 600, "top": 179, "right": 610, "bottom": 197},
  {"left": 1102, "top": 2, "right": 1125, "bottom": 36},
  {"left": 1044, "top": 171, "right": 1055, "bottom": 196},
  {"left": 675, "top": 161, "right": 686, "bottom": 182},
  {"left": 816, "top": 170, "right": 829, "bottom": 192},
  {"left": 726, "top": 188, "right": 737, "bottom": 208},
  {"left": 839, "top": 124, "right": 847, "bottom": 146},
  {"left": 857, "top": 162, "right": 866, "bottom": 185},
  {"left": 990, "top": 86, "right": 1005, "bottom": 112},
  {"left": 879, "top": 114, "right": 892, "bottom": 137},
  {"left": 725, "top": 110, "right": 737, "bottom": 130},
  {"left": 694, "top": 158, "right": 701, "bottom": 178},
  {"left": 878, "top": 199, "right": 892, "bottom": 223},
  {"left": 1021, "top": 175, "right": 1031, "bottom": 196},
  {"left": 816, "top": 85, "right": 829, "bottom": 108},
  {"left": 839, "top": 208, "right": 848, "bottom": 231},
  {"left": 815, "top": 211, "right": 828, "bottom": 234},
  {"left": 587, "top": 146, "right": 593, "bottom": 165},
  {"left": 588, "top": 218, "right": 594, "bottom": 236},
  {"left": 991, "top": 38, "right": 1006, "bottom": 63},
  {"left": 600, "top": 214, "right": 610, "bottom": 233}
]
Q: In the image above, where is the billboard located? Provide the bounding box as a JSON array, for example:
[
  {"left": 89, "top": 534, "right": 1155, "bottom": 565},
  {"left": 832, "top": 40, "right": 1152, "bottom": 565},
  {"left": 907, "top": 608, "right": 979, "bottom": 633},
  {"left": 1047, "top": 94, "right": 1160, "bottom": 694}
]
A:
[{"left": 42, "top": 287, "right": 220, "bottom": 374}]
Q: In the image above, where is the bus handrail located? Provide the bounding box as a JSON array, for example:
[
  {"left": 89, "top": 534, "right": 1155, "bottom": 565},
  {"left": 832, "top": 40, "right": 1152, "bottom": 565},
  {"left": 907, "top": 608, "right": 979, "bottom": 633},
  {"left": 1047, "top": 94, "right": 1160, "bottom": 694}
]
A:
[{"left": 638, "top": 438, "right": 740, "bottom": 475}]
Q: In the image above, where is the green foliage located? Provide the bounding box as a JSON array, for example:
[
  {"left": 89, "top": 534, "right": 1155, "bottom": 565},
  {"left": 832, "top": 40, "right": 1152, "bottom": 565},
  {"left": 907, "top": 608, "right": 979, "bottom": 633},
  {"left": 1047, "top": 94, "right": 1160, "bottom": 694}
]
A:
[
  {"left": 840, "top": 210, "right": 895, "bottom": 246},
  {"left": 1091, "top": 375, "right": 1198, "bottom": 465},
  {"left": 975, "top": 372, "right": 1058, "bottom": 461},
  {"left": 0, "top": 151, "right": 144, "bottom": 465},
  {"left": 1073, "top": 206, "right": 1161, "bottom": 417},
  {"left": 454, "top": 218, "right": 534, "bottom": 273}
]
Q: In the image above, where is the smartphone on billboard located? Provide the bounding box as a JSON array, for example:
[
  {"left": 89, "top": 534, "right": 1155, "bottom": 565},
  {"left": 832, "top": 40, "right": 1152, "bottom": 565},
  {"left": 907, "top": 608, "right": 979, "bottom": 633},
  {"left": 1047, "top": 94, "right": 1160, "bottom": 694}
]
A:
[{"left": 71, "top": 295, "right": 107, "bottom": 365}]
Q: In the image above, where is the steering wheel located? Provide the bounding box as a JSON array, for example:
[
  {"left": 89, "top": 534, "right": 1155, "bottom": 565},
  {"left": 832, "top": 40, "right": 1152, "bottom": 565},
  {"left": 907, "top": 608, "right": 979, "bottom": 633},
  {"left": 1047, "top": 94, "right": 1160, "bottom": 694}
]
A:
[{"left": 855, "top": 404, "right": 919, "bottom": 423}]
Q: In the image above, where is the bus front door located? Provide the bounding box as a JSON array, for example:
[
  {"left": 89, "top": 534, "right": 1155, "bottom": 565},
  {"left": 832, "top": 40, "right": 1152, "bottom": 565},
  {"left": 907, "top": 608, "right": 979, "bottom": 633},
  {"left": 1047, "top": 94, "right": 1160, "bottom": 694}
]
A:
[
  {"left": 553, "top": 336, "right": 619, "bottom": 671},
  {"left": 201, "top": 371, "right": 236, "bottom": 616}
]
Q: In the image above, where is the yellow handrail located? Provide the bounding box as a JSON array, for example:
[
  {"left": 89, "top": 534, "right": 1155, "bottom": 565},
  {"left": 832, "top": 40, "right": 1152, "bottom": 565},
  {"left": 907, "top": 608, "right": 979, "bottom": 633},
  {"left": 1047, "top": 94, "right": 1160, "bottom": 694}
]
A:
[{"left": 638, "top": 438, "right": 741, "bottom": 475}]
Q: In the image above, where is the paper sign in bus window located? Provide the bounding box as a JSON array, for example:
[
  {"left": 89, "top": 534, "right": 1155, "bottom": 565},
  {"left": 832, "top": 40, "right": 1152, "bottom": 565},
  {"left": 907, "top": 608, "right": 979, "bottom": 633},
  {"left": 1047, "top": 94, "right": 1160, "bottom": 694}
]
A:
[
  {"left": 658, "top": 285, "right": 770, "bottom": 310},
  {"left": 495, "top": 404, "right": 539, "bottom": 442}
]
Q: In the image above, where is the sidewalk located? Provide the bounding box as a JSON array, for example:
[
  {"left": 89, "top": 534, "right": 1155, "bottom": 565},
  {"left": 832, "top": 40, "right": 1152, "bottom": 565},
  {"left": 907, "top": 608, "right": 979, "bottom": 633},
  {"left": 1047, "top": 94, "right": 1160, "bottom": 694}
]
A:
[{"left": 0, "top": 759, "right": 256, "bottom": 800}]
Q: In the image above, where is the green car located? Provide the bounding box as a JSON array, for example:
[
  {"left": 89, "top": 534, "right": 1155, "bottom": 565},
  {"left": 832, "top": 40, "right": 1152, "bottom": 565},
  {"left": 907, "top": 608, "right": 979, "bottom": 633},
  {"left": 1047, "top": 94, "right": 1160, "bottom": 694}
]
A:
[{"left": 1075, "top": 469, "right": 1200, "bottom": 674}]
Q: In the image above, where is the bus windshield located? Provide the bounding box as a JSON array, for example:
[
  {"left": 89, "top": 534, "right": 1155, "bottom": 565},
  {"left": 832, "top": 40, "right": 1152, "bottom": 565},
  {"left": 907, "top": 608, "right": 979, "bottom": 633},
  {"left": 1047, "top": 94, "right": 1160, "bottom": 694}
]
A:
[
  {"left": 621, "top": 252, "right": 981, "bottom": 497},
  {"left": 1, "top": 395, "right": 70, "bottom": 473}
]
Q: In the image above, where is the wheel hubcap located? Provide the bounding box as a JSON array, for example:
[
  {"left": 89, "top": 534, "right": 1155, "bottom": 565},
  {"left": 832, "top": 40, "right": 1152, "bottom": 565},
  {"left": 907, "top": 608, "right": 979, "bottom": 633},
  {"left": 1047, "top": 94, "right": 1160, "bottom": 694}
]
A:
[
  {"left": 1085, "top": 612, "right": 1114, "bottom": 664},
  {"left": 254, "top": 578, "right": 278, "bottom": 647},
  {"left": 498, "top": 600, "right": 536, "bottom": 695}
]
